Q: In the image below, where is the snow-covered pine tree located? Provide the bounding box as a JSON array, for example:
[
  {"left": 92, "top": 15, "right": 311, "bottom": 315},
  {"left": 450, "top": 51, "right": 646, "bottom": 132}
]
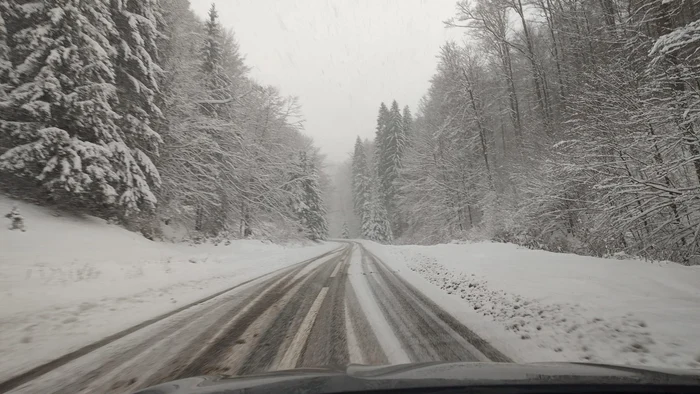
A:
[
  {"left": 341, "top": 221, "right": 350, "bottom": 238},
  {"left": 377, "top": 100, "right": 406, "bottom": 234},
  {"left": 201, "top": 3, "right": 221, "bottom": 74},
  {"left": 109, "top": 0, "right": 164, "bottom": 210},
  {"left": 0, "top": 0, "right": 158, "bottom": 213},
  {"left": 299, "top": 152, "right": 328, "bottom": 241},
  {"left": 374, "top": 102, "right": 389, "bottom": 175},
  {"left": 192, "top": 3, "right": 238, "bottom": 234},
  {"left": 287, "top": 151, "right": 328, "bottom": 240},
  {"left": 401, "top": 105, "right": 412, "bottom": 142},
  {"left": 362, "top": 187, "right": 393, "bottom": 243},
  {"left": 200, "top": 3, "right": 231, "bottom": 100},
  {"left": 351, "top": 137, "right": 367, "bottom": 213},
  {"left": 393, "top": 104, "right": 413, "bottom": 236},
  {"left": 0, "top": 4, "right": 15, "bottom": 160},
  {"left": 283, "top": 150, "right": 306, "bottom": 235},
  {"left": 156, "top": 0, "right": 217, "bottom": 233},
  {"left": 351, "top": 136, "right": 373, "bottom": 234},
  {"left": 0, "top": 9, "right": 13, "bottom": 99}
]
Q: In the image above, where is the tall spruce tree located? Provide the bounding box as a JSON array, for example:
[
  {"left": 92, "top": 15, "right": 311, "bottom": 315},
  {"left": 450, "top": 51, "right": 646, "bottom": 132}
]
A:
[
  {"left": 200, "top": 3, "right": 230, "bottom": 98},
  {"left": 0, "top": 0, "right": 159, "bottom": 213},
  {"left": 109, "top": 0, "right": 164, "bottom": 207},
  {"left": 190, "top": 3, "right": 237, "bottom": 234},
  {"left": 377, "top": 100, "right": 405, "bottom": 234},
  {"left": 374, "top": 102, "right": 389, "bottom": 173},
  {"left": 0, "top": 9, "right": 13, "bottom": 99},
  {"left": 401, "top": 105, "right": 412, "bottom": 142},
  {"left": 362, "top": 183, "right": 393, "bottom": 243},
  {"left": 351, "top": 136, "right": 371, "bottom": 229},
  {"left": 201, "top": 4, "right": 221, "bottom": 75},
  {"left": 300, "top": 153, "right": 328, "bottom": 240},
  {"left": 352, "top": 137, "right": 367, "bottom": 212},
  {"left": 284, "top": 151, "right": 305, "bottom": 236},
  {"left": 288, "top": 151, "right": 327, "bottom": 240}
]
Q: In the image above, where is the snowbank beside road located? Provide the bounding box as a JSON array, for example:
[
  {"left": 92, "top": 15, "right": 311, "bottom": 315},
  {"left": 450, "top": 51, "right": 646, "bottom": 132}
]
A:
[
  {"left": 360, "top": 240, "right": 700, "bottom": 369},
  {"left": 0, "top": 195, "right": 338, "bottom": 381}
]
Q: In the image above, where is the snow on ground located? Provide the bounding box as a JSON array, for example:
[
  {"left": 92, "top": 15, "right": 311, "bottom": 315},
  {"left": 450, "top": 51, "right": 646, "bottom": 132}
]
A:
[
  {"left": 361, "top": 240, "right": 700, "bottom": 369},
  {"left": 0, "top": 195, "right": 338, "bottom": 381}
]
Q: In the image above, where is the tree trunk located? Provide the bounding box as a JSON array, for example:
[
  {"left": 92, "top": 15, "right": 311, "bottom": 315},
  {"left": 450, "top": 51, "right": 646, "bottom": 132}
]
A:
[
  {"left": 500, "top": 41, "right": 523, "bottom": 140},
  {"left": 462, "top": 67, "right": 494, "bottom": 187},
  {"left": 513, "top": 0, "right": 551, "bottom": 126},
  {"left": 195, "top": 205, "right": 203, "bottom": 231},
  {"left": 543, "top": 0, "right": 566, "bottom": 105}
]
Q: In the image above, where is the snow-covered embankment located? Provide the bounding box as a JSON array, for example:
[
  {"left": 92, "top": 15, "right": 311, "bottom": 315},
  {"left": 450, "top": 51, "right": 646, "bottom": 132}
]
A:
[
  {"left": 0, "top": 195, "right": 337, "bottom": 381},
  {"left": 361, "top": 240, "right": 700, "bottom": 369}
]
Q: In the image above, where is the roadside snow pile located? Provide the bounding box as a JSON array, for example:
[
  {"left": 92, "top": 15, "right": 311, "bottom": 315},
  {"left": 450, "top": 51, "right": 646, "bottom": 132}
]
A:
[
  {"left": 361, "top": 241, "right": 700, "bottom": 369},
  {"left": 411, "top": 258, "right": 660, "bottom": 365},
  {"left": 0, "top": 194, "right": 337, "bottom": 381}
]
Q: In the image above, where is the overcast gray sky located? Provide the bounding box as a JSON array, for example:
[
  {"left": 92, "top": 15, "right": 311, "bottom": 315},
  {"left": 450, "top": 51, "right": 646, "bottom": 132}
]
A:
[{"left": 190, "top": 0, "right": 462, "bottom": 162}]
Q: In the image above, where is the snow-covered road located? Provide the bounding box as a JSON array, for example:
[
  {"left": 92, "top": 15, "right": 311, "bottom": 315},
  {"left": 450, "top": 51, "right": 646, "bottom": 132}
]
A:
[
  {"left": 3, "top": 235, "right": 699, "bottom": 393},
  {"left": 0, "top": 195, "right": 339, "bottom": 383},
  {"left": 2, "top": 242, "right": 509, "bottom": 393},
  {"left": 3, "top": 193, "right": 698, "bottom": 393}
]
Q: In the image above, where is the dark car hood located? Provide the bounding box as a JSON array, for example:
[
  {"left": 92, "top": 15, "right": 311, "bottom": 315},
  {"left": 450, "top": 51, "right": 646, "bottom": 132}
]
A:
[{"left": 135, "top": 362, "right": 700, "bottom": 394}]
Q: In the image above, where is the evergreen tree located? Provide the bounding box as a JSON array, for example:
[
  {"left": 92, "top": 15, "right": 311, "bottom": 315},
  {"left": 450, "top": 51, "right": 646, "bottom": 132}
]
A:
[
  {"left": 0, "top": 0, "right": 329, "bottom": 243},
  {"left": 374, "top": 102, "right": 389, "bottom": 173},
  {"left": 362, "top": 186, "right": 393, "bottom": 243},
  {"left": 284, "top": 151, "right": 305, "bottom": 235},
  {"left": 0, "top": 0, "right": 158, "bottom": 213},
  {"left": 351, "top": 137, "right": 367, "bottom": 212},
  {"left": 302, "top": 179, "right": 328, "bottom": 241},
  {"left": 377, "top": 100, "right": 406, "bottom": 234},
  {"left": 351, "top": 136, "right": 371, "bottom": 230},
  {"left": 298, "top": 152, "right": 328, "bottom": 240},
  {"left": 0, "top": 9, "right": 13, "bottom": 99},
  {"left": 109, "top": 0, "right": 165, "bottom": 206},
  {"left": 341, "top": 221, "right": 350, "bottom": 238},
  {"left": 189, "top": 3, "right": 236, "bottom": 234},
  {"left": 394, "top": 104, "right": 413, "bottom": 235},
  {"left": 157, "top": 0, "right": 216, "bottom": 233},
  {"left": 401, "top": 105, "right": 412, "bottom": 142},
  {"left": 286, "top": 151, "right": 328, "bottom": 240},
  {"left": 200, "top": 3, "right": 230, "bottom": 97},
  {"left": 201, "top": 3, "right": 221, "bottom": 75}
]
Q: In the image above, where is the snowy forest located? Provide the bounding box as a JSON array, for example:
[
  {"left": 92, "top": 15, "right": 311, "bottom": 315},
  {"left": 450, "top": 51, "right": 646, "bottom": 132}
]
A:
[
  {"left": 347, "top": 0, "right": 700, "bottom": 263},
  {"left": 0, "top": 0, "right": 328, "bottom": 241}
]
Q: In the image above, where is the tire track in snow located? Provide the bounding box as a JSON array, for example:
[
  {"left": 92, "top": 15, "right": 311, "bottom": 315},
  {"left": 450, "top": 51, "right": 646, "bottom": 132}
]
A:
[{"left": 0, "top": 245, "right": 345, "bottom": 394}]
